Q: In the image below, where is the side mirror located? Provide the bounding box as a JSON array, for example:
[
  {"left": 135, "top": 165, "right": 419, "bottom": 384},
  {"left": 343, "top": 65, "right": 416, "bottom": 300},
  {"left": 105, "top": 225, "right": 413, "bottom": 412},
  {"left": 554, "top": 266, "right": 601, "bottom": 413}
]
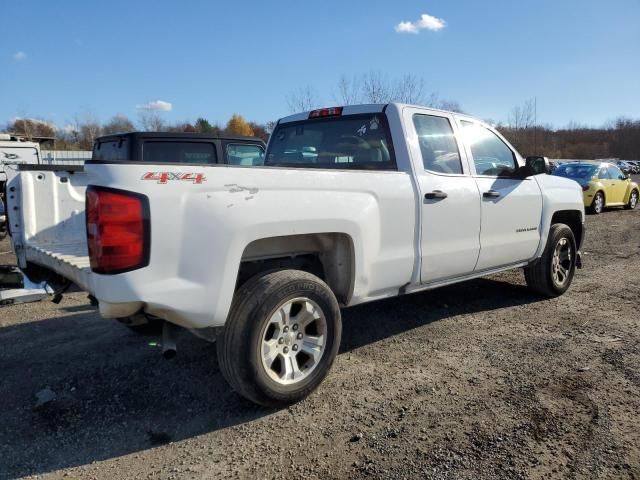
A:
[{"left": 525, "top": 156, "right": 550, "bottom": 176}]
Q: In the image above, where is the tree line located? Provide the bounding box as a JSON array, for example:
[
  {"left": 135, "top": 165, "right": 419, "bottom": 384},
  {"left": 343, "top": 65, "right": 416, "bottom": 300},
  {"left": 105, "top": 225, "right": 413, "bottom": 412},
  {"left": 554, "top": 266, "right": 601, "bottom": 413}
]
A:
[
  {"left": 497, "top": 100, "right": 640, "bottom": 159},
  {"left": 288, "top": 76, "right": 640, "bottom": 160},
  {"left": 4, "top": 114, "right": 270, "bottom": 150},
  {"left": 4, "top": 80, "right": 639, "bottom": 160}
]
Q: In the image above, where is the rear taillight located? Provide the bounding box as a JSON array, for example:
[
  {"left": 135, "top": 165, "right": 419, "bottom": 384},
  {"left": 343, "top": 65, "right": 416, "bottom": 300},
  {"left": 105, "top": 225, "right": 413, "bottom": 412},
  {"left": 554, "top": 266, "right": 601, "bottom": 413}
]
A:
[{"left": 86, "top": 186, "right": 150, "bottom": 274}]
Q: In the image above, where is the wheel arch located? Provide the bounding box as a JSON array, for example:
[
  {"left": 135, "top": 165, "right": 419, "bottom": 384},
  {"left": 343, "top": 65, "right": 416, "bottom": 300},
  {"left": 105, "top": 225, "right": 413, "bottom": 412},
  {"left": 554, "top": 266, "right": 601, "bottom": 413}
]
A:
[
  {"left": 236, "top": 232, "right": 356, "bottom": 305},
  {"left": 594, "top": 189, "right": 606, "bottom": 206},
  {"left": 550, "top": 210, "right": 584, "bottom": 250}
]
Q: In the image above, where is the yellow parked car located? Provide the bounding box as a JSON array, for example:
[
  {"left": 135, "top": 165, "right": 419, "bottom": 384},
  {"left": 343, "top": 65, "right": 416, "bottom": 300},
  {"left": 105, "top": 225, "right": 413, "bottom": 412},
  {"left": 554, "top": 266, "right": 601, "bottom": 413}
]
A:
[{"left": 552, "top": 162, "right": 639, "bottom": 214}]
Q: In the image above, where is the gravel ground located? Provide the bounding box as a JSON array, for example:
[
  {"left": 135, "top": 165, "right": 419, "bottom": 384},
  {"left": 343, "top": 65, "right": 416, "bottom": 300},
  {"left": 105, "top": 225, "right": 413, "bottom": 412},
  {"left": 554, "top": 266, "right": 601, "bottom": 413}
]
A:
[{"left": 0, "top": 195, "right": 639, "bottom": 480}]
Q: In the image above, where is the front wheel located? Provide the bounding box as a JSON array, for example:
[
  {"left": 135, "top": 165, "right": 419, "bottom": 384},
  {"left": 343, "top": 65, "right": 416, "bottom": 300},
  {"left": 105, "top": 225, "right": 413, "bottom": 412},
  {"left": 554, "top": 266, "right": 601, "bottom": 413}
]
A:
[
  {"left": 217, "top": 270, "right": 342, "bottom": 407},
  {"left": 524, "top": 224, "right": 577, "bottom": 297},
  {"left": 625, "top": 189, "right": 638, "bottom": 210}
]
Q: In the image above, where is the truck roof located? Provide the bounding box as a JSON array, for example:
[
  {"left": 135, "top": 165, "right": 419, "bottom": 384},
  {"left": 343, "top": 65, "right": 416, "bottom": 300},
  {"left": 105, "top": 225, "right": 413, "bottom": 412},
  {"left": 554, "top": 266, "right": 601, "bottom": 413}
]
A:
[
  {"left": 278, "top": 103, "right": 471, "bottom": 125},
  {"left": 95, "top": 131, "right": 264, "bottom": 144}
]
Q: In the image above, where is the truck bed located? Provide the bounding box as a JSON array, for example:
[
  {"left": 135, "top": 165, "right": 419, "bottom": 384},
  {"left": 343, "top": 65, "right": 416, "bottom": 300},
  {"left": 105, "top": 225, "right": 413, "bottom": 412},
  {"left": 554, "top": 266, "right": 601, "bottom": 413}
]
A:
[
  {"left": 7, "top": 166, "right": 94, "bottom": 292},
  {"left": 23, "top": 242, "right": 92, "bottom": 290}
]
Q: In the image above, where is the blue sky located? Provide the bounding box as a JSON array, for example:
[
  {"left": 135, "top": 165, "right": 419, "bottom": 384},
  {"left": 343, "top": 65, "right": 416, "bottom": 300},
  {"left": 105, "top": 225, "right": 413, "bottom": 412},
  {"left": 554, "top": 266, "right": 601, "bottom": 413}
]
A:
[{"left": 1, "top": 0, "right": 639, "bottom": 129}]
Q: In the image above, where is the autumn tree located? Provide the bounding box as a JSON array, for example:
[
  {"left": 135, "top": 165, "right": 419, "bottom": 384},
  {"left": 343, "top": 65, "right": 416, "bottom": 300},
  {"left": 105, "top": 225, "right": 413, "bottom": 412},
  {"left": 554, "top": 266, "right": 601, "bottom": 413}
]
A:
[
  {"left": 248, "top": 122, "right": 270, "bottom": 141},
  {"left": 225, "top": 114, "right": 255, "bottom": 137},
  {"left": 7, "top": 118, "right": 56, "bottom": 140}
]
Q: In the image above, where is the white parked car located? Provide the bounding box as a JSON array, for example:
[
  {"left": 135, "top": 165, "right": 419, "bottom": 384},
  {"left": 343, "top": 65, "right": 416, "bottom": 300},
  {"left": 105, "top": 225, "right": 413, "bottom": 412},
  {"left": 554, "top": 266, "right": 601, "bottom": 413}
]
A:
[
  {"left": 0, "top": 134, "right": 42, "bottom": 192},
  {"left": 6, "top": 104, "right": 585, "bottom": 406}
]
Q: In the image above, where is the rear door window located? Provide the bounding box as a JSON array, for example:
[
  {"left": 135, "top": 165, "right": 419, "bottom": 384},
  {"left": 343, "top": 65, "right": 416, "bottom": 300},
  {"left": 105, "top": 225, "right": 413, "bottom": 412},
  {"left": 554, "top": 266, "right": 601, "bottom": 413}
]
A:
[
  {"left": 413, "top": 114, "right": 463, "bottom": 174},
  {"left": 226, "top": 144, "right": 264, "bottom": 166},
  {"left": 142, "top": 141, "right": 217, "bottom": 164},
  {"left": 266, "top": 114, "right": 396, "bottom": 170}
]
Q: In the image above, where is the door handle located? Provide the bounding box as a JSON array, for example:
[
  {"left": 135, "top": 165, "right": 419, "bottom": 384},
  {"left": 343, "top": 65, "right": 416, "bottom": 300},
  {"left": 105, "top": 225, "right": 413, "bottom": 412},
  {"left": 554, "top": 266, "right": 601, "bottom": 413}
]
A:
[
  {"left": 483, "top": 190, "right": 501, "bottom": 198},
  {"left": 424, "top": 190, "right": 448, "bottom": 200}
]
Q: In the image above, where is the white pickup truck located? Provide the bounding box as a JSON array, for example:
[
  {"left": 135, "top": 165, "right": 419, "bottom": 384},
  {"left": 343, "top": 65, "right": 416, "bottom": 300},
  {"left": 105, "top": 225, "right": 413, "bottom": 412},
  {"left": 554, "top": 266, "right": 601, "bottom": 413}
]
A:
[{"left": 6, "top": 104, "right": 585, "bottom": 406}]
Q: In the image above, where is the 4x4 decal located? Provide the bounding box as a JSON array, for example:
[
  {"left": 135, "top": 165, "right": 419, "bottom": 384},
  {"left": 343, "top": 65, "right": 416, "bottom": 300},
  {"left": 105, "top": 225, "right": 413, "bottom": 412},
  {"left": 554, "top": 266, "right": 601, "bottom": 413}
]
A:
[{"left": 142, "top": 172, "right": 206, "bottom": 184}]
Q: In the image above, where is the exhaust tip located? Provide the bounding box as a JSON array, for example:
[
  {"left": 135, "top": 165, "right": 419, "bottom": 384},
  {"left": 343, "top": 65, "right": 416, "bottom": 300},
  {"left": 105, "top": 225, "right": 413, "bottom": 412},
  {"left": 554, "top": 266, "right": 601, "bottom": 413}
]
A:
[
  {"left": 161, "top": 321, "right": 177, "bottom": 360},
  {"left": 162, "top": 348, "right": 177, "bottom": 360}
]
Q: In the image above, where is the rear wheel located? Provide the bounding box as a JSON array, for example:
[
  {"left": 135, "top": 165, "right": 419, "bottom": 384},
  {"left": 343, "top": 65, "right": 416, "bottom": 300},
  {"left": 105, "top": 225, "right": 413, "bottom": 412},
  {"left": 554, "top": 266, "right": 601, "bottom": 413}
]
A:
[
  {"left": 217, "top": 270, "right": 341, "bottom": 407},
  {"left": 625, "top": 189, "right": 638, "bottom": 210},
  {"left": 524, "top": 224, "right": 576, "bottom": 297},
  {"left": 588, "top": 191, "right": 604, "bottom": 214}
]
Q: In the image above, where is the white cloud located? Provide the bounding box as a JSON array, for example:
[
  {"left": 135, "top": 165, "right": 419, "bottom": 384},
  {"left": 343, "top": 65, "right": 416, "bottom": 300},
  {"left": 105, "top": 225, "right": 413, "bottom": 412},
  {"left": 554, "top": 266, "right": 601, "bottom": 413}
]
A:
[
  {"left": 395, "top": 21, "right": 419, "bottom": 34},
  {"left": 395, "top": 13, "right": 446, "bottom": 34},
  {"left": 13, "top": 51, "right": 27, "bottom": 61},
  {"left": 136, "top": 100, "right": 173, "bottom": 112}
]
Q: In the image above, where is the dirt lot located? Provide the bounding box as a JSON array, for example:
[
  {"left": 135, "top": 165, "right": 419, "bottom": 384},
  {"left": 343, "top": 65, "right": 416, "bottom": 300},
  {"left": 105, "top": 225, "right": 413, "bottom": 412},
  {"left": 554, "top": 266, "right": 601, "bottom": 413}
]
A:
[{"left": 1, "top": 197, "right": 639, "bottom": 480}]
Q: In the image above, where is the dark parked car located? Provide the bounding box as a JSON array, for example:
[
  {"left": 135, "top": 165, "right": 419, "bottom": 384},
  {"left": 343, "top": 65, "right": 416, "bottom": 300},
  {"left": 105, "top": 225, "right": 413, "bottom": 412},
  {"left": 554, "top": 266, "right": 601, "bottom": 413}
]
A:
[{"left": 92, "top": 132, "right": 266, "bottom": 166}]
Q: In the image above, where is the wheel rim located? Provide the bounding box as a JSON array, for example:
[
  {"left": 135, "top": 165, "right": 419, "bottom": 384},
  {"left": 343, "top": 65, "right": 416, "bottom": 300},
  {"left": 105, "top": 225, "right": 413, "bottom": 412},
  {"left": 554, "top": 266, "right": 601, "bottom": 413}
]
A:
[
  {"left": 259, "top": 297, "right": 327, "bottom": 386},
  {"left": 551, "top": 237, "right": 573, "bottom": 287},
  {"left": 631, "top": 192, "right": 638, "bottom": 209},
  {"left": 594, "top": 193, "right": 603, "bottom": 213}
]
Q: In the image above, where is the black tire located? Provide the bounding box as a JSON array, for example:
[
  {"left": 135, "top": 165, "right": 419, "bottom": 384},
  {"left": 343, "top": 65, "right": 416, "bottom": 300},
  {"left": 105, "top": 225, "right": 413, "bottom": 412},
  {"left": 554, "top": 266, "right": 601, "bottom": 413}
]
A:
[
  {"left": 624, "top": 189, "right": 638, "bottom": 210},
  {"left": 588, "top": 191, "right": 604, "bottom": 214},
  {"left": 524, "top": 224, "right": 577, "bottom": 298},
  {"left": 217, "top": 270, "right": 342, "bottom": 408}
]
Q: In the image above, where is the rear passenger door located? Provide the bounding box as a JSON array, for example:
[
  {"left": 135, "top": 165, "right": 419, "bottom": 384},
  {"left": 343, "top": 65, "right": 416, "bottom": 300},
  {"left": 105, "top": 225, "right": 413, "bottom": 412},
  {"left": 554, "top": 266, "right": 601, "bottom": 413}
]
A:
[
  {"left": 403, "top": 108, "right": 481, "bottom": 283},
  {"left": 458, "top": 119, "right": 543, "bottom": 271}
]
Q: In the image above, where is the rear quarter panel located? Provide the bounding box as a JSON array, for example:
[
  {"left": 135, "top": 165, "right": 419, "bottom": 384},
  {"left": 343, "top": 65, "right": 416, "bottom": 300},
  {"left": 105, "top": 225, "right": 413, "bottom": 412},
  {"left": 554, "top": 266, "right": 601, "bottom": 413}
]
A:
[{"left": 86, "top": 163, "right": 417, "bottom": 328}]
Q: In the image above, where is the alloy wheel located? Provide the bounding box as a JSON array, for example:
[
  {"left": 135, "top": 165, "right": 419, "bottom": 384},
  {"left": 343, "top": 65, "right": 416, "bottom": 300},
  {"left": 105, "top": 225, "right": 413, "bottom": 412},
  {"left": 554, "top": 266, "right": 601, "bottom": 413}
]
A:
[
  {"left": 260, "top": 297, "right": 327, "bottom": 386},
  {"left": 551, "top": 237, "right": 573, "bottom": 287},
  {"left": 594, "top": 193, "right": 604, "bottom": 213}
]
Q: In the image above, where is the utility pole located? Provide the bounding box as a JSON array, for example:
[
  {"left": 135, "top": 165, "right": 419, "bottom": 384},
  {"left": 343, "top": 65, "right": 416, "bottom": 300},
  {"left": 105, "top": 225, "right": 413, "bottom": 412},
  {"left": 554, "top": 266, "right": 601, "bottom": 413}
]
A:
[{"left": 534, "top": 97, "right": 537, "bottom": 154}]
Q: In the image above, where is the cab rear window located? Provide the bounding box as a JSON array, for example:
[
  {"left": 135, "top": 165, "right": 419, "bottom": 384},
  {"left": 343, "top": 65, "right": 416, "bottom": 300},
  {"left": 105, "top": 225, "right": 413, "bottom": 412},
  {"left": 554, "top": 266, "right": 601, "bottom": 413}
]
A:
[
  {"left": 265, "top": 114, "right": 396, "bottom": 170},
  {"left": 142, "top": 141, "right": 217, "bottom": 164}
]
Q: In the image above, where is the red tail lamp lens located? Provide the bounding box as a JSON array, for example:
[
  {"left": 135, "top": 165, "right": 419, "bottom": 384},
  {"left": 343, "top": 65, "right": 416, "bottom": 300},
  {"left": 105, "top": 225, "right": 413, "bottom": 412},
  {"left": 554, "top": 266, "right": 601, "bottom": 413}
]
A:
[{"left": 86, "top": 187, "right": 150, "bottom": 274}]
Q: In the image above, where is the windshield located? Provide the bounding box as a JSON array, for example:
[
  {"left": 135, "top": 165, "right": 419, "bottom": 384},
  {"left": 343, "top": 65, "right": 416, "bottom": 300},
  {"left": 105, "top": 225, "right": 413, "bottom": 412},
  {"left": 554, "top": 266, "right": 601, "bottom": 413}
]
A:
[
  {"left": 266, "top": 114, "right": 396, "bottom": 170},
  {"left": 553, "top": 164, "right": 597, "bottom": 179}
]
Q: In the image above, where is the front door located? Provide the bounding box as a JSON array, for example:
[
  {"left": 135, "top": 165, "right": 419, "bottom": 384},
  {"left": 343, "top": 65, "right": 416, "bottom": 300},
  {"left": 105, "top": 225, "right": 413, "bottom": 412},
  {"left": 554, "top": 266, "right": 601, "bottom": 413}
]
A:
[
  {"left": 458, "top": 120, "right": 543, "bottom": 271},
  {"left": 403, "top": 108, "right": 481, "bottom": 283},
  {"left": 607, "top": 165, "right": 627, "bottom": 204}
]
